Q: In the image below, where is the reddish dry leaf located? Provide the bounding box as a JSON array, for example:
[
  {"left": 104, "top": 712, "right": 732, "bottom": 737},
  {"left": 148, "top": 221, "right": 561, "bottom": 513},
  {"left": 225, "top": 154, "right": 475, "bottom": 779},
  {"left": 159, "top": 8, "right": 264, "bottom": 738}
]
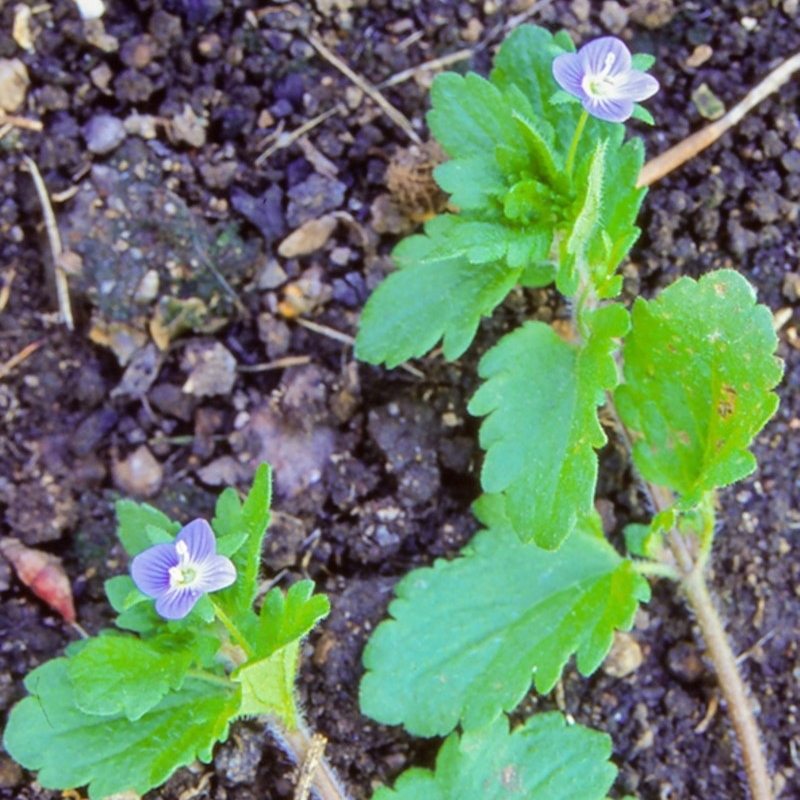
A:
[{"left": 0, "top": 537, "right": 76, "bottom": 623}]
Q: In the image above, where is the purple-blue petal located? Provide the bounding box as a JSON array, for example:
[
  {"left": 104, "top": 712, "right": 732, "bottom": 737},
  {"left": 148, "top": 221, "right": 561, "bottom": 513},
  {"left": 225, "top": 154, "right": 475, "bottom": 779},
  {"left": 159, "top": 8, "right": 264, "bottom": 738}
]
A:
[
  {"left": 131, "top": 543, "right": 179, "bottom": 597},
  {"left": 176, "top": 518, "right": 216, "bottom": 562},
  {"left": 580, "top": 36, "right": 631, "bottom": 78},
  {"left": 617, "top": 71, "right": 660, "bottom": 102},
  {"left": 194, "top": 554, "right": 237, "bottom": 594},
  {"left": 155, "top": 587, "right": 201, "bottom": 620},
  {"left": 583, "top": 96, "right": 634, "bottom": 124},
  {"left": 552, "top": 52, "right": 587, "bottom": 99}
]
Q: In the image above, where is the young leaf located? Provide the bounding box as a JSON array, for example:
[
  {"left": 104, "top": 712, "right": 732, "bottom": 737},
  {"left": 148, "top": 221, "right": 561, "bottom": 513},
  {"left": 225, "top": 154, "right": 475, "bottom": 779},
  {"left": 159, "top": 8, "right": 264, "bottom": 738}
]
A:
[
  {"left": 232, "top": 642, "right": 300, "bottom": 728},
  {"left": 254, "top": 580, "right": 330, "bottom": 658},
  {"left": 615, "top": 270, "right": 783, "bottom": 505},
  {"left": 373, "top": 713, "right": 616, "bottom": 800},
  {"left": 360, "top": 509, "right": 649, "bottom": 737},
  {"left": 3, "top": 658, "right": 240, "bottom": 799},
  {"left": 355, "top": 216, "right": 523, "bottom": 367},
  {"left": 115, "top": 500, "right": 180, "bottom": 557},
  {"left": 468, "top": 305, "right": 629, "bottom": 549},
  {"left": 215, "top": 463, "right": 272, "bottom": 617},
  {"left": 67, "top": 632, "right": 194, "bottom": 721}
]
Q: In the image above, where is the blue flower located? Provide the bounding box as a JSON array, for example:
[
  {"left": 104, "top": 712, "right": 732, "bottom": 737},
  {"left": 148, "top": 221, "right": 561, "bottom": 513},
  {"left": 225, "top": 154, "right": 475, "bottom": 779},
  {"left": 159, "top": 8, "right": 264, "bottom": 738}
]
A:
[
  {"left": 131, "top": 519, "right": 236, "bottom": 620},
  {"left": 552, "top": 37, "right": 659, "bottom": 123}
]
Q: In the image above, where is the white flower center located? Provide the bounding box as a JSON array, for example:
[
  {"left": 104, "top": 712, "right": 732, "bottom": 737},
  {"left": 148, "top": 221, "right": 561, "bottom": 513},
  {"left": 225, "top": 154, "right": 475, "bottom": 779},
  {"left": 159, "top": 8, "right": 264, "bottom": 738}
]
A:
[
  {"left": 168, "top": 540, "right": 197, "bottom": 588},
  {"left": 582, "top": 52, "right": 619, "bottom": 98}
]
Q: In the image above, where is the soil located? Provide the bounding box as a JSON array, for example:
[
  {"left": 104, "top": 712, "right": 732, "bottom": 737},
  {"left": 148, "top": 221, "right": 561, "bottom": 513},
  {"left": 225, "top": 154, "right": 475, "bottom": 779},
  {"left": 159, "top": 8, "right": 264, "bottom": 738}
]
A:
[{"left": 0, "top": 1, "right": 798, "bottom": 799}]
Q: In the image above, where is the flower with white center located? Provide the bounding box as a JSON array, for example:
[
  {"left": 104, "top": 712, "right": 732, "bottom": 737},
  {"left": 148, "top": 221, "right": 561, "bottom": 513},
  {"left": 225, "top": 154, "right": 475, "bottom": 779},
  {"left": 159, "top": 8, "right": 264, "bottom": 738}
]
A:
[
  {"left": 552, "top": 37, "right": 659, "bottom": 123},
  {"left": 131, "top": 519, "right": 236, "bottom": 620}
]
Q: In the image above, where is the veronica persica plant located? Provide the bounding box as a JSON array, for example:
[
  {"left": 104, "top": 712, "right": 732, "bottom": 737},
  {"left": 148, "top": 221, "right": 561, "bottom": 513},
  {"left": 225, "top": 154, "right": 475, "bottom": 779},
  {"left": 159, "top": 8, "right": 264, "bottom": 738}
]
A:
[
  {"left": 357, "top": 24, "right": 780, "bottom": 800},
  {"left": 3, "top": 465, "right": 338, "bottom": 799}
]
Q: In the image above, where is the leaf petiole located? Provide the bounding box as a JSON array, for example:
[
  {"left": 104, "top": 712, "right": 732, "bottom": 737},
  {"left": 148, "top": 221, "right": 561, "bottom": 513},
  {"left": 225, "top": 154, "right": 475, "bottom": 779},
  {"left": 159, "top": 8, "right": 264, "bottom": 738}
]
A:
[{"left": 210, "top": 598, "right": 254, "bottom": 659}]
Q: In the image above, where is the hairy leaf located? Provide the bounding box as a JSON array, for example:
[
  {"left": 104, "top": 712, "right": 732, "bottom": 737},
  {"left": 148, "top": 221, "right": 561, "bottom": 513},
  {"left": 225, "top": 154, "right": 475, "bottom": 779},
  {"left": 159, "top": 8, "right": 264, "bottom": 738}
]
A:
[
  {"left": 469, "top": 305, "right": 629, "bottom": 548},
  {"left": 67, "top": 632, "right": 194, "bottom": 721},
  {"left": 373, "top": 713, "right": 616, "bottom": 800},
  {"left": 615, "top": 270, "right": 782, "bottom": 504},
  {"left": 355, "top": 216, "right": 522, "bottom": 366},
  {"left": 115, "top": 501, "right": 179, "bottom": 557},
  {"left": 215, "top": 463, "right": 272, "bottom": 617},
  {"left": 3, "top": 658, "right": 239, "bottom": 799},
  {"left": 360, "top": 510, "right": 649, "bottom": 737},
  {"left": 254, "top": 580, "right": 330, "bottom": 658}
]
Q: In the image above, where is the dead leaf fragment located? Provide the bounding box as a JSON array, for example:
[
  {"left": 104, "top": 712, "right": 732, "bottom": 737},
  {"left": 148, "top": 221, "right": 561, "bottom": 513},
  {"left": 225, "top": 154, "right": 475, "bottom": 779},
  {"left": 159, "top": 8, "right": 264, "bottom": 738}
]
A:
[
  {"left": 0, "top": 538, "right": 76, "bottom": 623},
  {"left": 278, "top": 215, "right": 338, "bottom": 258}
]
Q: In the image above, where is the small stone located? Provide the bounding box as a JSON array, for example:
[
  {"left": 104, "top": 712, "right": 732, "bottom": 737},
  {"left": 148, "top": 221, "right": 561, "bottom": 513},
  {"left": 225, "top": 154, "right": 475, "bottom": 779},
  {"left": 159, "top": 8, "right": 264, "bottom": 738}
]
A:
[
  {"left": 114, "top": 69, "right": 155, "bottom": 104},
  {"left": 112, "top": 445, "right": 163, "bottom": 498},
  {"left": 600, "top": 0, "right": 629, "bottom": 32},
  {"left": 182, "top": 341, "right": 237, "bottom": 397},
  {"left": 692, "top": 83, "right": 725, "bottom": 120},
  {"left": 215, "top": 726, "right": 263, "bottom": 784},
  {"left": 0, "top": 754, "right": 23, "bottom": 790},
  {"left": 571, "top": 0, "right": 591, "bottom": 22},
  {"left": 120, "top": 34, "right": 157, "bottom": 69},
  {"left": 629, "top": 0, "right": 676, "bottom": 29},
  {"left": 199, "top": 160, "right": 238, "bottom": 190},
  {"left": 602, "top": 631, "right": 643, "bottom": 678},
  {"left": 133, "top": 269, "right": 159, "bottom": 303},
  {"left": 0, "top": 58, "right": 29, "bottom": 113},
  {"left": 257, "top": 314, "right": 290, "bottom": 359},
  {"left": 256, "top": 258, "right": 288, "bottom": 290},
  {"left": 171, "top": 104, "right": 207, "bottom": 148},
  {"left": 667, "top": 640, "right": 706, "bottom": 683},
  {"left": 83, "top": 114, "right": 127, "bottom": 154},
  {"left": 685, "top": 44, "right": 713, "bottom": 68},
  {"left": 286, "top": 173, "right": 347, "bottom": 227},
  {"left": 197, "top": 32, "right": 223, "bottom": 59},
  {"left": 278, "top": 215, "right": 337, "bottom": 257}
]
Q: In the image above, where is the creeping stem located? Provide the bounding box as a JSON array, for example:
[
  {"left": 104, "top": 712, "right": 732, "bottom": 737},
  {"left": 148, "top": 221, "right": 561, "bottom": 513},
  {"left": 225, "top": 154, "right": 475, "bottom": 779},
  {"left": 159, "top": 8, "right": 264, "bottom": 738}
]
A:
[
  {"left": 565, "top": 109, "right": 589, "bottom": 179},
  {"left": 607, "top": 396, "right": 773, "bottom": 800}
]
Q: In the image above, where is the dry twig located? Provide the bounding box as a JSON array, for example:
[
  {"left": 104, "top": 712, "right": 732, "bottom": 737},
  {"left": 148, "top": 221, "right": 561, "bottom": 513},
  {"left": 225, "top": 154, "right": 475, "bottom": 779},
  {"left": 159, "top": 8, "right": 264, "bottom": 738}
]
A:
[
  {"left": 307, "top": 32, "right": 422, "bottom": 145},
  {"left": 21, "top": 157, "right": 74, "bottom": 330},
  {"left": 0, "top": 339, "right": 43, "bottom": 381},
  {"left": 640, "top": 50, "right": 800, "bottom": 187}
]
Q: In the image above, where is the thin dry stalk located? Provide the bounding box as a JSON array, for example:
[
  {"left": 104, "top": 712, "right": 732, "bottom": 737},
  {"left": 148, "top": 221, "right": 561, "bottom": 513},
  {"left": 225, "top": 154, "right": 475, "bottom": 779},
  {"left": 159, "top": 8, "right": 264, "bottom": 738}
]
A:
[
  {"left": 640, "top": 50, "right": 800, "bottom": 187},
  {"left": 0, "top": 340, "right": 43, "bottom": 380},
  {"left": 21, "top": 157, "right": 74, "bottom": 330},
  {"left": 0, "top": 113, "right": 43, "bottom": 131},
  {"left": 307, "top": 33, "right": 422, "bottom": 145}
]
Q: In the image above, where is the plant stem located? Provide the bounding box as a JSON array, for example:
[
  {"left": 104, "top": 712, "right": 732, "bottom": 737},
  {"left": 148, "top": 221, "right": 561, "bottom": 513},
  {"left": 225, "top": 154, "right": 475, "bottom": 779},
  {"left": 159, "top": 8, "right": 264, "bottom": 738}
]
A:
[
  {"left": 565, "top": 109, "right": 589, "bottom": 179},
  {"left": 650, "top": 486, "right": 773, "bottom": 800},
  {"left": 272, "top": 716, "right": 354, "bottom": 800},
  {"left": 211, "top": 598, "right": 254, "bottom": 659}
]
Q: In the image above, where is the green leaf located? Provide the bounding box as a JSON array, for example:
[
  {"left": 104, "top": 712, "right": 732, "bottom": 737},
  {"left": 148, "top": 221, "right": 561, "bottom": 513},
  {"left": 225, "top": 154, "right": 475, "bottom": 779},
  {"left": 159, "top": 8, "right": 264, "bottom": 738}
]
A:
[
  {"left": 231, "top": 643, "right": 300, "bottom": 728},
  {"left": 360, "top": 511, "right": 649, "bottom": 737},
  {"left": 559, "top": 138, "right": 645, "bottom": 299},
  {"left": 67, "top": 632, "right": 194, "bottom": 721},
  {"left": 631, "top": 52, "right": 656, "bottom": 71},
  {"left": 115, "top": 500, "right": 180, "bottom": 557},
  {"left": 215, "top": 464, "right": 272, "bottom": 617},
  {"left": 254, "top": 580, "right": 330, "bottom": 658},
  {"left": 615, "top": 270, "right": 783, "bottom": 504},
  {"left": 373, "top": 713, "right": 616, "bottom": 800},
  {"left": 355, "top": 216, "right": 522, "bottom": 367},
  {"left": 468, "top": 305, "right": 629, "bottom": 549},
  {"left": 3, "top": 658, "right": 239, "bottom": 799},
  {"left": 428, "top": 72, "right": 525, "bottom": 162},
  {"left": 212, "top": 486, "right": 247, "bottom": 555}
]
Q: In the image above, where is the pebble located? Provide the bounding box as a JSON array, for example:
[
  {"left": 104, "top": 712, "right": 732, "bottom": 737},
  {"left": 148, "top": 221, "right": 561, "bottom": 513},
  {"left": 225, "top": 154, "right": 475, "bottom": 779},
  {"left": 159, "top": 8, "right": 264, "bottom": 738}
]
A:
[
  {"left": 600, "top": 0, "right": 629, "bottom": 32},
  {"left": 120, "top": 34, "right": 157, "bottom": 69},
  {"left": 286, "top": 173, "right": 347, "bottom": 227},
  {"left": 171, "top": 104, "right": 207, "bottom": 148},
  {"left": 112, "top": 445, "right": 163, "bottom": 498},
  {"left": 84, "top": 114, "right": 127, "bottom": 154},
  {"left": 666, "top": 640, "right": 706, "bottom": 683},
  {"left": 199, "top": 160, "right": 238, "bottom": 189},
  {"left": 0, "top": 754, "right": 23, "bottom": 790},
  {"left": 215, "top": 726, "right": 263, "bottom": 784},
  {"left": 602, "top": 631, "right": 644, "bottom": 678},
  {"left": 0, "top": 58, "right": 29, "bottom": 113},
  {"left": 114, "top": 69, "right": 155, "bottom": 104},
  {"left": 278, "top": 215, "right": 338, "bottom": 258},
  {"left": 181, "top": 341, "right": 238, "bottom": 397}
]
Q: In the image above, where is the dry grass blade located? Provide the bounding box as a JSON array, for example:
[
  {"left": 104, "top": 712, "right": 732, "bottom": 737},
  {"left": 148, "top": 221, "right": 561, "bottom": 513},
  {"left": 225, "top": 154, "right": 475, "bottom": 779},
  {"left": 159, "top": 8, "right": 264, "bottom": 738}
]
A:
[
  {"left": 307, "top": 33, "right": 422, "bottom": 145},
  {"left": 640, "top": 50, "right": 800, "bottom": 187},
  {"left": 21, "top": 157, "right": 74, "bottom": 330},
  {"left": 0, "top": 339, "right": 42, "bottom": 380}
]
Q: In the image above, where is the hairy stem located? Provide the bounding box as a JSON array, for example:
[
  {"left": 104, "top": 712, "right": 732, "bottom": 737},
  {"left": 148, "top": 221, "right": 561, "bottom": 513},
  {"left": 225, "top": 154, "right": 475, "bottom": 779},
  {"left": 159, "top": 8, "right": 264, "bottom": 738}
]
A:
[
  {"left": 650, "top": 485, "right": 773, "bottom": 800},
  {"left": 210, "top": 598, "right": 254, "bottom": 659},
  {"left": 565, "top": 109, "right": 589, "bottom": 179}
]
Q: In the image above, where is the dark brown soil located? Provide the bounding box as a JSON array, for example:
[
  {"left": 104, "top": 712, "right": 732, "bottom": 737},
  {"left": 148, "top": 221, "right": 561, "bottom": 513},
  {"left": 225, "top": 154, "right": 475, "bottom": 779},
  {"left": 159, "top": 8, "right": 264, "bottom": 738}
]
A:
[{"left": 0, "top": 1, "right": 798, "bottom": 799}]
